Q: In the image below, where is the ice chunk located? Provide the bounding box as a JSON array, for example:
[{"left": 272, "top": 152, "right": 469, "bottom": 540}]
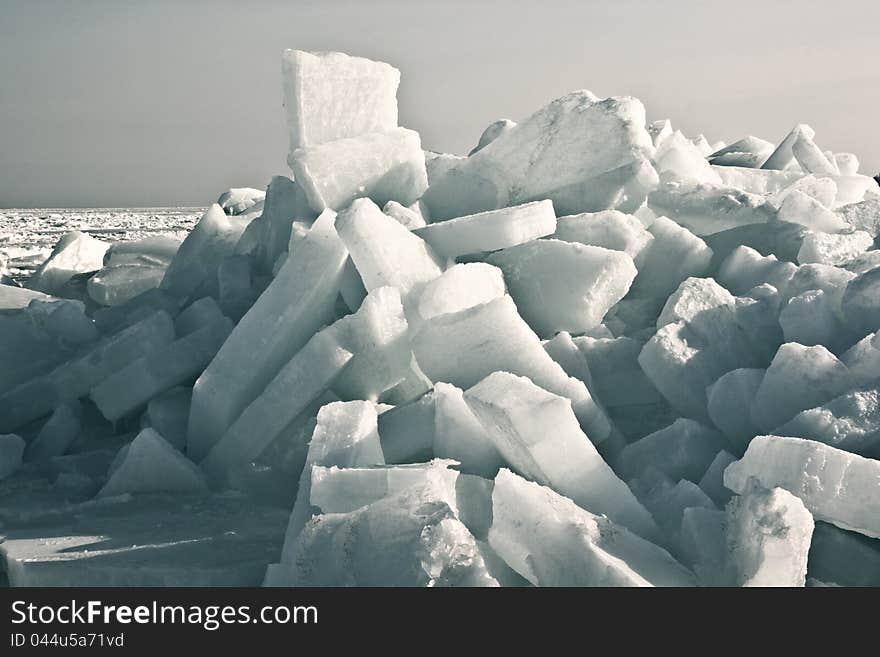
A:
[
  {"left": 91, "top": 288, "right": 180, "bottom": 336},
  {"left": 416, "top": 263, "right": 505, "bottom": 320},
  {"left": 97, "top": 428, "right": 206, "bottom": 497},
  {"left": 706, "top": 368, "right": 764, "bottom": 452},
  {"left": 0, "top": 285, "right": 53, "bottom": 310},
  {"left": 487, "top": 240, "right": 637, "bottom": 336},
  {"left": 777, "top": 190, "right": 849, "bottom": 232},
  {"left": 725, "top": 481, "right": 814, "bottom": 586},
  {"left": 144, "top": 387, "right": 190, "bottom": 452},
  {"left": 648, "top": 181, "right": 776, "bottom": 235},
  {"left": 708, "top": 136, "right": 775, "bottom": 168},
  {"left": 629, "top": 216, "right": 713, "bottom": 302},
  {"left": 770, "top": 174, "right": 838, "bottom": 209},
  {"left": 217, "top": 187, "right": 265, "bottom": 215},
  {"left": 792, "top": 131, "right": 839, "bottom": 175},
  {"left": 543, "top": 332, "right": 594, "bottom": 388},
  {"left": 255, "top": 175, "right": 317, "bottom": 272},
  {"left": 278, "top": 480, "right": 497, "bottom": 587},
  {"left": 412, "top": 295, "right": 610, "bottom": 442},
  {"left": 808, "top": 522, "right": 880, "bottom": 587},
  {"left": 642, "top": 478, "right": 716, "bottom": 542},
  {"left": 842, "top": 267, "right": 880, "bottom": 336},
  {"left": 216, "top": 255, "right": 257, "bottom": 320},
  {"left": 290, "top": 128, "right": 428, "bottom": 212},
  {"left": 0, "top": 310, "right": 176, "bottom": 432},
  {"left": 464, "top": 372, "right": 657, "bottom": 539},
  {"left": 839, "top": 198, "right": 880, "bottom": 236},
  {"left": 161, "top": 204, "right": 253, "bottom": 300},
  {"left": 87, "top": 262, "right": 166, "bottom": 307},
  {"left": 0, "top": 434, "right": 25, "bottom": 479},
  {"left": 778, "top": 289, "right": 848, "bottom": 351},
  {"left": 762, "top": 124, "right": 816, "bottom": 171},
  {"left": 775, "top": 384, "right": 880, "bottom": 457},
  {"left": 91, "top": 313, "right": 232, "bottom": 422},
  {"left": 797, "top": 230, "right": 873, "bottom": 265},
  {"left": 616, "top": 418, "right": 726, "bottom": 483},
  {"left": 679, "top": 507, "right": 726, "bottom": 584},
  {"left": 574, "top": 336, "right": 662, "bottom": 408},
  {"left": 383, "top": 200, "right": 426, "bottom": 230},
  {"left": 433, "top": 383, "right": 503, "bottom": 478},
  {"left": 842, "top": 250, "right": 880, "bottom": 275},
  {"left": 717, "top": 246, "right": 796, "bottom": 296},
  {"left": 553, "top": 210, "right": 653, "bottom": 266},
  {"left": 698, "top": 450, "right": 737, "bottom": 506},
  {"left": 377, "top": 391, "right": 435, "bottom": 463},
  {"left": 26, "top": 231, "right": 109, "bottom": 296},
  {"left": 336, "top": 198, "right": 443, "bottom": 303},
  {"left": 422, "top": 91, "right": 655, "bottom": 220},
  {"left": 833, "top": 153, "right": 860, "bottom": 177},
  {"left": 469, "top": 119, "right": 517, "bottom": 155},
  {"left": 724, "top": 435, "right": 880, "bottom": 538},
  {"left": 653, "top": 130, "right": 721, "bottom": 184},
  {"left": 657, "top": 277, "right": 736, "bottom": 328},
  {"left": 751, "top": 343, "right": 854, "bottom": 431},
  {"left": 187, "top": 210, "right": 348, "bottom": 460},
  {"left": 281, "top": 50, "right": 399, "bottom": 151},
  {"left": 199, "top": 326, "right": 354, "bottom": 486},
  {"left": 27, "top": 402, "right": 82, "bottom": 462},
  {"left": 841, "top": 329, "right": 880, "bottom": 386},
  {"left": 488, "top": 469, "right": 694, "bottom": 586},
  {"left": 413, "top": 200, "right": 556, "bottom": 259},
  {"left": 648, "top": 119, "right": 673, "bottom": 149}
]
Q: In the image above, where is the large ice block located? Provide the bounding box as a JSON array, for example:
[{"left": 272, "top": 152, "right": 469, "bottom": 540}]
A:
[
  {"left": 281, "top": 50, "right": 399, "bottom": 151},
  {"left": 553, "top": 209, "right": 653, "bottom": 266},
  {"left": 26, "top": 401, "right": 82, "bottom": 461},
  {"left": 762, "top": 124, "right": 816, "bottom": 171},
  {"left": 416, "top": 263, "right": 506, "bottom": 320},
  {"left": 26, "top": 231, "right": 109, "bottom": 296},
  {"left": 217, "top": 187, "right": 264, "bottom": 215},
  {"left": 792, "top": 131, "right": 839, "bottom": 175},
  {"left": 290, "top": 128, "right": 428, "bottom": 212},
  {"left": 412, "top": 200, "right": 556, "bottom": 258},
  {"left": 488, "top": 469, "right": 694, "bottom": 586},
  {"left": 487, "top": 240, "right": 637, "bottom": 336},
  {"left": 186, "top": 210, "right": 348, "bottom": 461},
  {"left": 724, "top": 435, "right": 880, "bottom": 538},
  {"left": 464, "top": 372, "right": 657, "bottom": 539},
  {"left": 842, "top": 267, "right": 880, "bottom": 336}
]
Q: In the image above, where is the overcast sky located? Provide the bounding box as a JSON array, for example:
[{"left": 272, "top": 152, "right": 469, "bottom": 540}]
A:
[{"left": 2, "top": 0, "right": 878, "bottom": 208}]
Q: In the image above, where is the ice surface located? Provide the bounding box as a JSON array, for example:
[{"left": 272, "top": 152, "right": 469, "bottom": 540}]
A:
[
  {"left": 217, "top": 187, "right": 265, "bottom": 215},
  {"left": 413, "top": 200, "right": 556, "bottom": 259},
  {"left": 842, "top": 267, "right": 880, "bottom": 336},
  {"left": 464, "top": 372, "right": 657, "bottom": 539},
  {"left": 0, "top": 434, "right": 25, "bottom": 479},
  {"left": 797, "top": 230, "right": 873, "bottom": 265},
  {"left": 574, "top": 336, "right": 663, "bottom": 410},
  {"left": 488, "top": 469, "right": 694, "bottom": 586},
  {"left": 433, "top": 382, "right": 503, "bottom": 477},
  {"left": 26, "top": 231, "right": 109, "bottom": 296},
  {"left": 808, "top": 522, "right": 880, "bottom": 587},
  {"left": 27, "top": 401, "right": 82, "bottom": 462},
  {"left": 282, "top": 50, "right": 399, "bottom": 151},
  {"left": 487, "top": 239, "right": 637, "bottom": 336},
  {"left": 144, "top": 387, "right": 190, "bottom": 451},
  {"left": 290, "top": 127, "right": 428, "bottom": 212},
  {"left": 648, "top": 181, "right": 776, "bottom": 235},
  {"left": 656, "top": 277, "right": 735, "bottom": 328},
  {"left": 422, "top": 91, "right": 655, "bottom": 220},
  {"left": 706, "top": 368, "right": 764, "bottom": 452},
  {"left": 841, "top": 329, "right": 880, "bottom": 386},
  {"left": 417, "top": 263, "right": 505, "bottom": 320},
  {"left": 839, "top": 198, "right": 880, "bottom": 236},
  {"left": 187, "top": 210, "right": 347, "bottom": 460},
  {"left": 698, "top": 450, "right": 737, "bottom": 506},
  {"left": 725, "top": 481, "right": 814, "bottom": 586},
  {"left": 653, "top": 130, "right": 721, "bottom": 184},
  {"left": 554, "top": 209, "right": 653, "bottom": 266},
  {"left": 717, "top": 245, "right": 796, "bottom": 296},
  {"left": 377, "top": 391, "right": 435, "bottom": 464},
  {"left": 383, "top": 200, "right": 426, "bottom": 230},
  {"left": 725, "top": 435, "right": 880, "bottom": 538},
  {"left": 762, "top": 124, "right": 816, "bottom": 171},
  {"left": 543, "top": 332, "right": 594, "bottom": 389},
  {"left": 98, "top": 428, "right": 207, "bottom": 497},
  {"left": 777, "top": 190, "right": 850, "bottom": 232},
  {"left": 792, "top": 131, "right": 839, "bottom": 176},
  {"left": 708, "top": 136, "right": 775, "bottom": 168}
]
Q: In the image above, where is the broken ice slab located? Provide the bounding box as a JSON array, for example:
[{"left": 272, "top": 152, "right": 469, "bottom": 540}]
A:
[
  {"left": 775, "top": 383, "right": 880, "bottom": 458},
  {"left": 416, "top": 263, "right": 505, "bottom": 320},
  {"left": 160, "top": 204, "right": 253, "bottom": 301},
  {"left": 750, "top": 343, "right": 854, "bottom": 432},
  {"left": 777, "top": 189, "right": 850, "bottom": 233},
  {"left": 465, "top": 372, "right": 658, "bottom": 540},
  {"left": 841, "top": 329, "right": 880, "bottom": 386},
  {"left": 698, "top": 450, "right": 737, "bottom": 507},
  {"left": 217, "top": 187, "right": 264, "bottom": 215},
  {"left": 254, "top": 175, "right": 317, "bottom": 272},
  {"left": 0, "top": 434, "right": 25, "bottom": 479},
  {"left": 186, "top": 209, "right": 348, "bottom": 461},
  {"left": 678, "top": 507, "right": 726, "bottom": 585},
  {"left": 640, "top": 478, "right": 716, "bottom": 544},
  {"left": 797, "top": 230, "right": 873, "bottom": 265},
  {"left": 433, "top": 382, "right": 503, "bottom": 477},
  {"left": 842, "top": 267, "right": 880, "bottom": 336},
  {"left": 656, "top": 277, "right": 736, "bottom": 328},
  {"left": 98, "top": 428, "right": 207, "bottom": 497},
  {"left": 90, "top": 312, "right": 233, "bottom": 422},
  {"left": 290, "top": 127, "right": 428, "bottom": 213},
  {"left": 412, "top": 295, "right": 610, "bottom": 443},
  {"left": 143, "top": 387, "right": 190, "bottom": 452},
  {"left": 629, "top": 216, "right": 713, "bottom": 302},
  {"left": 839, "top": 198, "right": 880, "bottom": 236},
  {"left": 199, "top": 326, "right": 354, "bottom": 487},
  {"left": 725, "top": 435, "right": 880, "bottom": 538},
  {"left": 487, "top": 240, "right": 637, "bottom": 336},
  {"left": 376, "top": 391, "right": 435, "bottom": 464},
  {"left": 0, "top": 310, "right": 176, "bottom": 432},
  {"left": 335, "top": 198, "right": 443, "bottom": 302},
  {"left": 91, "top": 287, "right": 181, "bottom": 335},
  {"left": 653, "top": 130, "right": 721, "bottom": 184},
  {"left": 574, "top": 335, "right": 663, "bottom": 408},
  {"left": 553, "top": 209, "right": 653, "bottom": 267},
  {"left": 488, "top": 469, "right": 694, "bottom": 586},
  {"left": 779, "top": 289, "right": 850, "bottom": 352},
  {"left": 616, "top": 418, "right": 727, "bottom": 484},
  {"left": 833, "top": 153, "right": 860, "bottom": 176},
  {"left": 706, "top": 368, "right": 764, "bottom": 453},
  {"left": 708, "top": 136, "right": 775, "bottom": 169},
  {"left": 412, "top": 200, "right": 557, "bottom": 258},
  {"left": 770, "top": 173, "right": 838, "bottom": 210},
  {"left": 717, "top": 246, "right": 796, "bottom": 296},
  {"left": 762, "top": 124, "right": 816, "bottom": 171},
  {"left": 422, "top": 91, "right": 656, "bottom": 220},
  {"left": 26, "top": 401, "right": 82, "bottom": 462},
  {"left": 725, "top": 481, "right": 814, "bottom": 586},
  {"left": 792, "top": 131, "right": 839, "bottom": 175},
  {"left": 216, "top": 255, "right": 257, "bottom": 320},
  {"left": 542, "top": 332, "right": 594, "bottom": 389},
  {"left": 284, "top": 481, "right": 498, "bottom": 587},
  {"left": 0, "top": 284, "right": 54, "bottom": 310},
  {"left": 808, "top": 522, "right": 880, "bottom": 587},
  {"left": 382, "top": 200, "right": 426, "bottom": 230},
  {"left": 647, "top": 181, "right": 776, "bottom": 236},
  {"left": 87, "top": 262, "right": 167, "bottom": 307},
  {"left": 1, "top": 492, "right": 288, "bottom": 585},
  {"left": 281, "top": 50, "right": 399, "bottom": 151},
  {"left": 26, "top": 231, "right": 109, "bottom": 296}
]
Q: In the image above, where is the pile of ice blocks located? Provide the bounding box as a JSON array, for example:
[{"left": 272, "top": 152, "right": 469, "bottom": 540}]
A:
[{"left": 2, "top": 50, "right": 879, "bottom": 587}]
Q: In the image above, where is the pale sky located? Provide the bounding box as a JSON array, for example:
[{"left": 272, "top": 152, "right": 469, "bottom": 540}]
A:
[{"left": 1, "top": 0, "right": 878, "bottom": 208}]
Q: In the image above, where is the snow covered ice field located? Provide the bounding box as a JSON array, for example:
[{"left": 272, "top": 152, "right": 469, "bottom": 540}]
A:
[{"left": 1, "top": 48, "right": 880, "bottom": 588}]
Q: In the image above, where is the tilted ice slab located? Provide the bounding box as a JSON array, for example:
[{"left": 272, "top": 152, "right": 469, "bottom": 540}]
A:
[
  {"left": 412, "top": 295, "right": 610, "bottom": 443},
  {"left": 433, "top": 382, "right": 503, "bottom": 477},
  {"left": 282, "top": 50, "right": 399, "bottom": 151},
  {"left": 464, "top": 372, "right": 657, "bottom": 540},
  {"left": 186, "top": 209, "right": 348, "bottom": 461},
  {"left": 290, "top": 127, "right": 428, "bottom": 213},
  {"left": 724, "top": 480, "right": 814, "bottom": 587},
  {"left": 724, "top": 435, "right": 880, "bottom": 538},
  {"left": 487, "top": 239, "right": 637, "bottom": 337},
  {"left": 412, "top": 200, "right": 556, "bottom": 258},
  {"left": 553, "top": 209, "right": 653, "bottom": 267},
  {"left": 416, "top": 263, "right": 506, "bottom": 321},
  {"left": 488, "top": 469, "right": 693, "bottom": 586},
  {"left": 717, "top": 245, "right": 796, "bottom": 296},
  {"left": 26, "top": 231, "right": 109, "bottom": 296},
  {"left": 647, "top": 181, "right": 776, "bottom": 236},
  {"left": 422, "top": 91, "right": 655, "bottom": 220}
]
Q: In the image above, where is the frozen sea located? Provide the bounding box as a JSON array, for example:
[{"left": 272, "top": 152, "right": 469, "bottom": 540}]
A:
[{"left": 0, "top": 207, "right": 204, "bottom": 283}]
